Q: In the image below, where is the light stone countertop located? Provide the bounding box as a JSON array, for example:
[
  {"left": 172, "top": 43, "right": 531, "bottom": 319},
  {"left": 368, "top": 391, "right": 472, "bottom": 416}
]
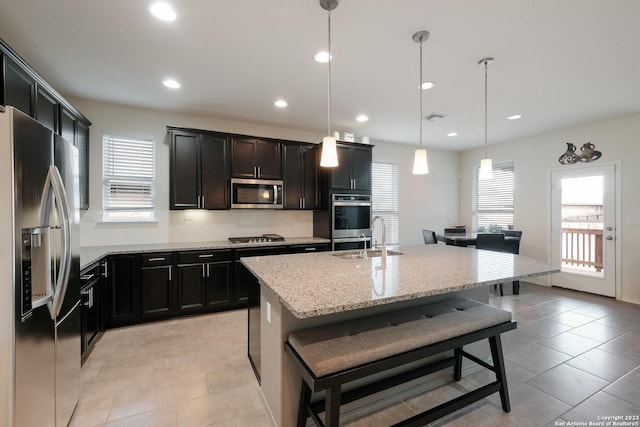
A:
[
  {"left": 80, "top": 237, "right": 330, "bottom": 270},
  {"left": 241, "top": 244, "right": 559, "bottom": 319}
]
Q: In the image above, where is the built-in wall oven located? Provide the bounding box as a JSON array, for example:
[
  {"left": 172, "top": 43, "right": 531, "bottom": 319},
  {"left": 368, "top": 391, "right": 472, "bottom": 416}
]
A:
[{"left": 331, "top": 194, "right": 371, "bottom": 250}]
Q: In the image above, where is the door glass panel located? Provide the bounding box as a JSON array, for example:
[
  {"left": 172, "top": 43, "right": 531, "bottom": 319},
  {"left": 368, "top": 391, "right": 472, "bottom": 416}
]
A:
[{"left": 560, "top": 175, "right": 604, "bottom": 277}]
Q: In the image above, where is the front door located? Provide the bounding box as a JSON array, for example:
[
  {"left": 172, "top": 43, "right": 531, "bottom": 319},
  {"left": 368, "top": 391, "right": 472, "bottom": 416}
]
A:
[{"left": 550, "top": 165, "right": 617, "bottom": 296}]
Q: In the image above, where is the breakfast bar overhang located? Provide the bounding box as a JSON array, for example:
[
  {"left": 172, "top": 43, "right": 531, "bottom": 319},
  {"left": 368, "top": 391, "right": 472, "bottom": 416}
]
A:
[{"left": 241, "top": 244, "right": 558, "bottom": 426}]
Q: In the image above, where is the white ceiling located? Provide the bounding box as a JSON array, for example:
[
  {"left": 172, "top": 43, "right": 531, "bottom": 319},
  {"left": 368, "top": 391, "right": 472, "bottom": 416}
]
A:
[{"left": 1, "top": 0, "right": 639, "bottom": 151}]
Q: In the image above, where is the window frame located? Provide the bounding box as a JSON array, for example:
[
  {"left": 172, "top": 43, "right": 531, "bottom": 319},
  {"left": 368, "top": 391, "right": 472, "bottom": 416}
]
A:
[
  {"left": 102, "top": 134, "right": 156, "bottom": 222},
  {"left": 371, "top": 161, "right": 400, "bottom": 246},
  {"left": 473, "top": 161, "right": 515, "bottom": 232}
]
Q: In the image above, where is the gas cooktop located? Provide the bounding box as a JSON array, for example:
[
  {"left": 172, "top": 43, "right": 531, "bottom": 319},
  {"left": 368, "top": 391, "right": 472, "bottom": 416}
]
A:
[{"left": 228, "top": 234, "right": 285, "bottom": 244}]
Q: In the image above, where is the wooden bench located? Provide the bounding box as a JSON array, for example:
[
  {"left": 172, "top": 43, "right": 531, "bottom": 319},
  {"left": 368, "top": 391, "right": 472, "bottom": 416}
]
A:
[{"left": 285, "top": 297, "right": 517, "bottom": 427}]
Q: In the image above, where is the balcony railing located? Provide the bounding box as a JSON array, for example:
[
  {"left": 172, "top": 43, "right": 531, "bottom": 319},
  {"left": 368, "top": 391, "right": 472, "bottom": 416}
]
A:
[{"left": 561, "top": 227, "right": 603, "bottom": 272}]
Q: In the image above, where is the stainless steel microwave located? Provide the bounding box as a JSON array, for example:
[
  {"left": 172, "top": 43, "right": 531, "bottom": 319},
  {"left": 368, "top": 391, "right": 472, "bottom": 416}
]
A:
[{"left": 230, "top": 178, "right": 283, "bottom": 209}]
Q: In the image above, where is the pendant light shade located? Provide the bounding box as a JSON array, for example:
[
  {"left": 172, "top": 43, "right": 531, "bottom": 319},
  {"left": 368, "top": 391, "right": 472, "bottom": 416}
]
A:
[
  {"left": 479, "top": 57, "right": 494, "bottom": 180},
  {"left": 412, "top": 30, "right": 430, "bottom": 175},
  {"left": 479, "top": 158, "right": 493, "bottom": 179},
  {"left": 412, "top": 148, "right": 429, "bottom": 174},
  {"left": 320, "top": 135, "right": 338, "bottom": 167},
  {"left": 319, "top": 0, "right": 339, "bottom": 168}
]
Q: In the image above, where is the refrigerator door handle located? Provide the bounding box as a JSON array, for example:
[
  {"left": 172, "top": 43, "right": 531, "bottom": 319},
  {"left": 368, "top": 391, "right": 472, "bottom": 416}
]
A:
[{"left": 41, "top": 165, "right": 72, "bottom": 320}]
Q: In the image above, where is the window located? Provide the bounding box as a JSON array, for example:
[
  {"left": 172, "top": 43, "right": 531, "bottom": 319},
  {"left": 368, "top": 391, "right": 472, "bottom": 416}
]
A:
[
  {"left": 475, "top": 162, "right": 514, "bottom": 231},
  {"left": 371, "top": 162, "right": 399, "bottom": 245},
  {"left": 102, "top": 134, "right": 156, "bottom": 222}
]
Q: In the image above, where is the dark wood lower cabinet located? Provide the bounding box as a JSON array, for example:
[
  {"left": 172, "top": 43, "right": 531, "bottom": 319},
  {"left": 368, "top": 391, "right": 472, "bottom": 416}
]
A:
[
  {"left": 97, "top": 244, "right": 326, "bottom": 332},
  {"left": 140, "top": 265, "right": 173, "bottom": 317},
  {"left": 104, "top": 255, "right": 138, "bottom": 328}
]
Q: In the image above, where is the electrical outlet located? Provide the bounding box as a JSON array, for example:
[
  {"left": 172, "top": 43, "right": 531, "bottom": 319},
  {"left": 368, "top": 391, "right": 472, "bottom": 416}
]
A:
[{"left": 266, "top": 302, "right": 272, "bottom": 324}]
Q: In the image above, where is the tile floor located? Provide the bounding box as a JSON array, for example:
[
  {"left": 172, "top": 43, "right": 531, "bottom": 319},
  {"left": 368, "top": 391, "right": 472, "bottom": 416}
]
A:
[{"left": 71, "top": 282, "right": 640, "bottom": 426}]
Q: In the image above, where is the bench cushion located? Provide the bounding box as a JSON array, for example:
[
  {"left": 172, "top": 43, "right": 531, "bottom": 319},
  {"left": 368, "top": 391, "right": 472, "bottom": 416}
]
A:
[{"left": 287, "top": 298, "right": 511, "bottom": 377}]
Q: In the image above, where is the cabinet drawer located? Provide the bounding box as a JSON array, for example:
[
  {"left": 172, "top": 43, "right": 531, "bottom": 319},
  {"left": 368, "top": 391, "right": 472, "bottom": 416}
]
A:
[
  {"left": 141, "top": 253, "right": 173, "bottom": 267},
  {"left": 178, "top": 250, "right": 231, "bottom": 264},
  {"left": 289, "top": 243, "right": 330, "bottom": 254},
  {"left": 234, "top": 246, "right": 289, "bottom": 260},
  {"left": 80, "top": 263, "right": 101, "bottom": 284}
]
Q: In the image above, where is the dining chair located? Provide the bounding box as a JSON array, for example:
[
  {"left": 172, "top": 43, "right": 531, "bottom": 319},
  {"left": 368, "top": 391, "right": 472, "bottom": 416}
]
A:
[
  {"left": 502, "top": 231, "right": 523, "bottom": 294},
  {"left": 422, "top": 229, "right": 438, "bottom": 245},
  {"left": 475, "top": 233, "right": 507, "bottom": 296}
]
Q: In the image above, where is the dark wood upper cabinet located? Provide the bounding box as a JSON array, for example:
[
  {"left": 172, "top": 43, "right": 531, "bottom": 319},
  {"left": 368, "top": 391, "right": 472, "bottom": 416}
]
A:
[
  {"left": 169, "top": 127, "right": 229, "bottom": 210},
  {"left": 283, "top": 142, "right": 318, "bottom": 210},
  {"left": 170, "top": 130, "right": 201, "bottom": 209},
  {"left": 2, "top": 39, "right": 92, "bottom": 209},
  {"left": 4, "top": 56, "right": 35, "bottom": 116},
  {"left": 326, "top": 143, "right": 372, "bottom": 193},
  {"left": 59, "top": 105, "right": 76, "bottom": 146},
  {"left": 200, "top": 132, "right": 229, "bottom": 209},
  {"left": 76, "top": 119, "right": 90, "bottom": 210},
  {"left": 231, "top": 137, "right": 281, "bottom": 180},
  {"left": 36, "top": 85, "right": 58, "bottom": 133}
]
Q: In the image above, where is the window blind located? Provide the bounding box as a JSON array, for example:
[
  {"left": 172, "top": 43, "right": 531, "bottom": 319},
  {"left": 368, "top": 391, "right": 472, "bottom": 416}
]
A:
[
  {"left": 103, "top": 134, "right": 155, "bottom": 221},
  {"left": 372, "top": 162, "right": 399, "bottom": 245},
  {"left": 476, "top": 162, "right": 514, "bottom": 230}
]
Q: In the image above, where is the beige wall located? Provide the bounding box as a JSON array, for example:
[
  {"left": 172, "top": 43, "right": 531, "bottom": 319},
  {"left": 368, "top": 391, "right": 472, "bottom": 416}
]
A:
[
  {"left": 70, "top": 98, "right": 460, "bottom": 248},
  {"left": 459, "top": 113, "right": 640, "bottom": 304}
]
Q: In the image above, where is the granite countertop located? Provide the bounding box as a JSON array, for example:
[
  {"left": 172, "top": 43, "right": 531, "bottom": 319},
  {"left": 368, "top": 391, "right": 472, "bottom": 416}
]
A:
[
  {"left": 80, "top": 237, "right": 330, "bottom": 270},
  {"left": 241, "top": 244, "right": 559, "bottom": 319}
]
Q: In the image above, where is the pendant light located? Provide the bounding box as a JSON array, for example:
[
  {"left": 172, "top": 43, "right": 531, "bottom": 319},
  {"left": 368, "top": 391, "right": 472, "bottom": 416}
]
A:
[
  {"left": 478, "top": 57, "right": 494, "bottom": 180},
  {"left": 412, "top": 31, "right": 430, "bottom": 175},
  {"left": 319, "top": 0, "right": 339, "bottom": 167}
]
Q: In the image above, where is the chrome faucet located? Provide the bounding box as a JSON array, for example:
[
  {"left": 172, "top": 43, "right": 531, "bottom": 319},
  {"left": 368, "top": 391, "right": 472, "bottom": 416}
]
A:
[
  {"left": 371, "top": 216, "right": 386, "bottom": 249},
  {"left": 357, "top": 232, "right": 368, "bottom": 250}
]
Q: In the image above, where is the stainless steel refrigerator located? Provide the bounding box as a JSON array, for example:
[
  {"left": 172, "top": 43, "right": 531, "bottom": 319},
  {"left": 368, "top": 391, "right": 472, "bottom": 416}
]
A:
[{"left": 0, "top": 106, "right": 81, "bottom": 426}]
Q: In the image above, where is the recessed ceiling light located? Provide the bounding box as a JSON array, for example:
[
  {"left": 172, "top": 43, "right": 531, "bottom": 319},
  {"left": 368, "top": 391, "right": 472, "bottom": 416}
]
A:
[
  {"left": 356, "top": 115, "right": 369, "bottom": 122},
  {"left": 163, "top": 79, "right": 181, "bottom": 89},
  {"left": 149, "top": 2, "right": 176, "bottom": 21},
  {"left": 447, "top": 132, "right": 458, "bottom": 137},
  {"left": 274, "top": 99, "right": 288, "bottom": 108},
  {"left": 507, "top": 114, "right": 523, "bottom": 120},
  {"left": 421, "top": 81, "right": 435, "bottom": 90},
  {"left": 314, "top": 51, "right": 331, "bottom": 63}
]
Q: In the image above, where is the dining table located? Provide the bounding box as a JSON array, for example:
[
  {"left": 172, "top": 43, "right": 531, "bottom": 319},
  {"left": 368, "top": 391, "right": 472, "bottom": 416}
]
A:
[{"left": 437, "top": 232, "right": 521, "bottom": 248}]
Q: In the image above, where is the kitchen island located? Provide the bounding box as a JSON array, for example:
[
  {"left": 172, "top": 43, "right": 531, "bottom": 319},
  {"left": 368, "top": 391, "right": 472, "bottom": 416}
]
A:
[{"left": 241, "top": 244, "right": 558, "bottom": 426}]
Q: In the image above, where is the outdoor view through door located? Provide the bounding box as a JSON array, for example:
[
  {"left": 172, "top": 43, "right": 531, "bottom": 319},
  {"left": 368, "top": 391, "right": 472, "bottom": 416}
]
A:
[{"left": 551, "top": 165, "right": 616, "bottom": 297}]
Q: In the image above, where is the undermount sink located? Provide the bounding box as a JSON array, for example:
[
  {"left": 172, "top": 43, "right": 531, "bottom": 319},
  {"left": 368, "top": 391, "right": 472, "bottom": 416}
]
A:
[{"left": 332, "top": 248, "right": 404, "bottom": 259}]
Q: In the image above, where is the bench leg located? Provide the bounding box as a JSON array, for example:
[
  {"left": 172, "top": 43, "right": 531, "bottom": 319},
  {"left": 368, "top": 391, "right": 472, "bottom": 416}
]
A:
[
  {"left": 297, "top": 380, "right": 312, "bottom": 427},
  {"left": 489, "top": 334, "right": 511, "bottom": 412},
  {"left": 325, "top": 386, "right": 341, "bottom": 427},
  {"left": 453, "top": 347, "right": 463, "bottom": 381}
]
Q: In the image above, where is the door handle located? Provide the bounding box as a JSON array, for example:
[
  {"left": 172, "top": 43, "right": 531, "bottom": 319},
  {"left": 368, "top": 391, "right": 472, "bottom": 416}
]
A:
[
  {"left": 41, "top": 165, "right": 72, "bottom": 320},
  {"left": 606, "top": 236, "right": 614, "bottom": 241}
]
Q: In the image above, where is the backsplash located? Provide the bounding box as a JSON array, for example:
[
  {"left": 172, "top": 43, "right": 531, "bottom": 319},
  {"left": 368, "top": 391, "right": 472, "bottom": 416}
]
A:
[{"left": 80, "top": 209, "right": 313, "bottom": 247}]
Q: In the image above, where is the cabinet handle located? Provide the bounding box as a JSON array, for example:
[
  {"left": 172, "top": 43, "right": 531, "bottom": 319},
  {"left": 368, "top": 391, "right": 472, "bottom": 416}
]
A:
[
  {"left": 305, "top": 247, "right": 317, "bottom": 251},
  {"left": 207, "top": 264, "right": 210, "bottom": 277},
  {"left": 257, "top": 166, "right": 261, "bottom": 178},
  {"left": 202, "top": 264, "right": 206, "bottom": 277},
  {"left": 103, "top": 262, "right": 108, "bottom": 278},
  {"left": 201, "top": 195, "right": 205, "bottom": 208},
  {"left": 198, "top": 254, "right": 214, "bottom": 258},
  {"left": 148, "top": 257, "right": 166, "bottom": 262},
  {"left": 89, "top": 287, "right": 94, "bottom": 308},
  {"left": 299, "top": 198, "right": 302, "bottom": 209},
  {"left": 168, "top": 266, "right": 172, "bottom": 281},
  {"left": 303, "top": 198, "right": 306, "bottom": 209},
  {"left": 80, "top": 273, "right": 95, "bottom": 281}
]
